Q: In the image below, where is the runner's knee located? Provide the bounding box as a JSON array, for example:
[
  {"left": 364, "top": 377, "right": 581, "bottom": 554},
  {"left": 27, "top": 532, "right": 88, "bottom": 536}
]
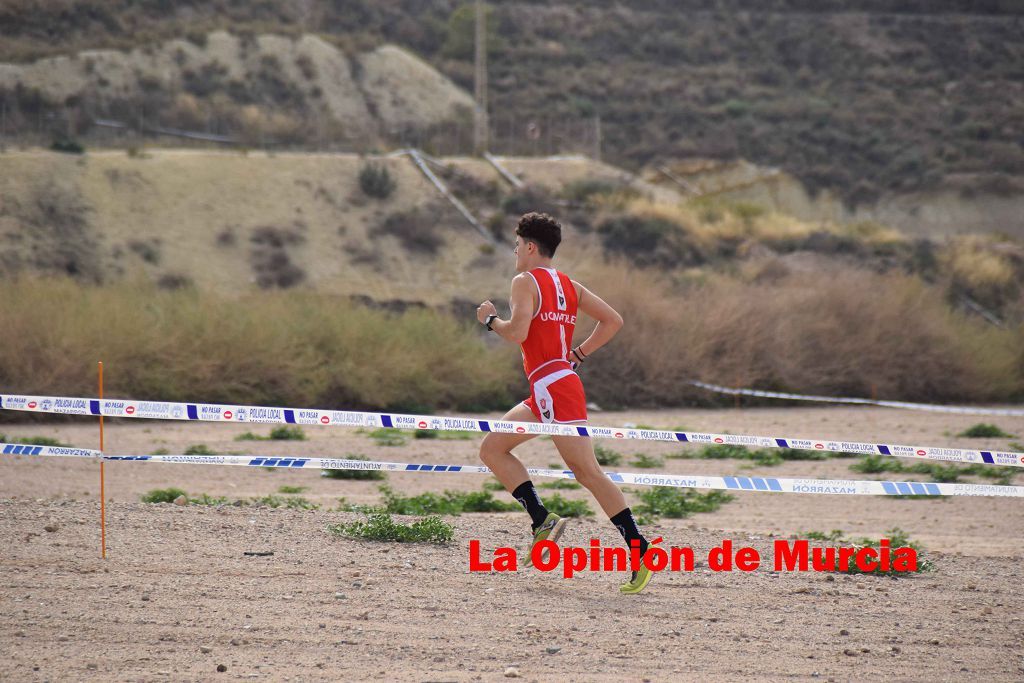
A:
[{"left": 567, "top": 461, "right": 603, "bottom": 489}]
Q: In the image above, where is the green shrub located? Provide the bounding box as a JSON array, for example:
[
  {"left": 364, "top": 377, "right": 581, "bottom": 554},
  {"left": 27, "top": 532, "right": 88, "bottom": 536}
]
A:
[
  {"left": 141, "top": 487, "right": 188, "bottom": 503},
  {"left": 329, "top": 513, "right": 453, "bottom": 544},
  {"left": 270, "top": 426, "right": 306, "bottom": 441},
  {"left": 321, "top": 455, "right": 387, "bottom": 481},
  {"left": 184, "top": 444, "right": 216, "bottom": 455},
  {"left": 843, "top": 528, "right": 934, "bottom": 574},
  {"left": 251, "top": 494, "right": 320, "bottom": 510},
  {"left": 630, "top": 453, "right": 664, "bottom": 468},
  {"left": 697, "top": 444, "right": 751, "bottom": 459},
  {"left": 413, "top": 429, "right": 476, "bottom": 440},
  {"left": 850, "top": 454, "right": 904, "bottom": 474},
  {"left": 358, "top": 163, "right": 396, "bottom": 199},
  {"left": 594, "top": 445, "right": 622, "bottom": 466},
  {"left": 958, "top": 423, "right": 1014, "bottom": 438},
  {"left": 190, "top": 493, "right": 229, "bottom": 505},
  {"left": 543, "top": 493, "right": 593, "bottom": 518},
  {"left": 368, "top": 428, "right": 408, "bottom": 447},
  {"left": 634, "top": 487, "right": 733, "bottom": 521},
  {"left": 539, "top": 480, "right": 582, "bottom": 490},
  {"left": 777, "top": 448, "right": 831, "bottom": 461},
  {"left": 379, "top": 485, "right": 519, "bottom": 516},
  {"left": 50, "top": 137, "right": 84, "bottom": 154}
]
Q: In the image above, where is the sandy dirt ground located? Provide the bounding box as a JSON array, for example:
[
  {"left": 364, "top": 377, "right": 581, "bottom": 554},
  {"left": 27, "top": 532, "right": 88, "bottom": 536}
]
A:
[{"left": 2, "top": 406, "right": 1023, "bottom": 681}]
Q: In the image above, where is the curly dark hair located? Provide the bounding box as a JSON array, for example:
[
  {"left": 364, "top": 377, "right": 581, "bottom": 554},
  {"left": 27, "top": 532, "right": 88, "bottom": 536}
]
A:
[{"left": 515, "top": 212, "right": 562, "bottom": 257}]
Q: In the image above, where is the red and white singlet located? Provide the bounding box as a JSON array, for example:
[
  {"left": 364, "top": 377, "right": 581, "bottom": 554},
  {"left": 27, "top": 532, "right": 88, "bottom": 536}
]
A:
[{"left": 520, "top": 267, "right": 588, "bottom": 424}]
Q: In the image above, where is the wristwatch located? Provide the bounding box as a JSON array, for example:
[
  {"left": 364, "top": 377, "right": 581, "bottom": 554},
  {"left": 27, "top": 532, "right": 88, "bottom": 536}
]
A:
[{"left": 484, "top": 314, "right": 498, "bottom": 331}]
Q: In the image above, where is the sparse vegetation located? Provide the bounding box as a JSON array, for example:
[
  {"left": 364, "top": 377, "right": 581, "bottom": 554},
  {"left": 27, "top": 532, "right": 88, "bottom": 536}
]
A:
[
  {"left": 378, "top": 485, "right": 520, "bottom": 516},
  {"left": 958, "top": 423, "right": 1014, "bottom": 439},
  {"left": 236, "top": 426, "right": 306, "bottom": 441},
  {"left": 538, "top": 480, "right": 582, "bottom": 490},
  {"left": 277, "top": 485, "right": 307, "bottom": 494},
  {"left": 329, "top": 513, "right": 454, "bottom": 544},
  {"left": 322, "top": 455, "right": 387, "bottom": 481},
  {"left": 270, "top": 426, "right": 306, "bottom": 441},
  {"left": 368, "top": 428, "right": 408, "bottom": 447},
  {"left": 634, "top": 487, "right": 733, "bottom": 523},
  {"left": 629, "top": 453, "right": 664, "bottom": 469},
  {"left": 0, "top": 435, "right": 70, "bottom": 447},
  {"left": 801, "top": 528, "right": 935, "bottom": 575},
  {"left": 141, "top": 487, "right": 188, "bottom": 504},
  {"left": 543, "top": 493, "right": 593, "bottom": 518},
  {"left": 251, "top": 494, "right": 320, "bottom": 510},
  {"left": 850, "top": 454, "right": 1016, "bottom": 486},
  {"left": 413, "top": 429, "right": 476, "bottom": 440},
  {"left": 594, "top": 445, "right": 622, "bottom": 467},
  {"left": 183, "top": 444, "right": 216, "bottom": 455}
]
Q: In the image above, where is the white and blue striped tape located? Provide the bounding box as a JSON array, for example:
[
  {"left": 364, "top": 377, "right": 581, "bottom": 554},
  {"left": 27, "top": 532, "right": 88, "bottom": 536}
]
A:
[
  {"left": 1, "top": 392, "right": 1021, "bottom": 469},
  {"left": 689, "top": 380, "right": 1024, "bottom": 417},
  {"left": 2, "top": 443, "right": 1021, "bottom": 498}
]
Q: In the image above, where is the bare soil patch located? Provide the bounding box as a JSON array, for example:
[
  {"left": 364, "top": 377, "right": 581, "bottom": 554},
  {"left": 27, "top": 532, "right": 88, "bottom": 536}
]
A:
[{"left": 2, "top": 406, "right": 1023, "bottom": 680}]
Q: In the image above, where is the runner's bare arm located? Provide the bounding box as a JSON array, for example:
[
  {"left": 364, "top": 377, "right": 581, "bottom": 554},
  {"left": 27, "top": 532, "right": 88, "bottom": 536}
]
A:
[
  {"left": 572, "top": 281, "right": 623, "bottom": 357},
  {"left": 476, "top": 273, "right": 535, "bottom": 344}
]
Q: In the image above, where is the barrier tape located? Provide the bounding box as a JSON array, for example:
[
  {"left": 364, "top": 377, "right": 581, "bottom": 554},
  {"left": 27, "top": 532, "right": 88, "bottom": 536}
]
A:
[
  {"left": 689, "top": 380, "right": 1024, "bottom": 417},
  {"left": 2, "top": 393, "right": 1022, "bottom": 469},
  {"left": 3, "top": 443, "right": 1022, "bottom": 498}
]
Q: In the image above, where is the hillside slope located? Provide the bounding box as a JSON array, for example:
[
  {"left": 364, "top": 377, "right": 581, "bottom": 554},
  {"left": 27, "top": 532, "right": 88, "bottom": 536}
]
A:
[
  {"left": 0, "top": 31, "right": 473, "bottom": 149},
  {"left": 1, "top": 1, "right": 1022, "bottom": 206},
  {"left": 0, "top": 149, "right": 621, "bottom": 305}
]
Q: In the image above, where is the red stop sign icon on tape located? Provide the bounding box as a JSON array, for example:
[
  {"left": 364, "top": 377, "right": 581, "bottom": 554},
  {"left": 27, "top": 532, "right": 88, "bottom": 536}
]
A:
[
  {"left": 320, "top": 415, "right": 330, "bottom": 424},
  {"left": 125, "top": 406, "right": 135, "bottom": 415},
  {"left": 516, "top": 427, "right": 525, "bottom": 433},
  {"left": 223, "top": 410, "right": 233, "bottom": 420},
  {"left": 714, "top": 437, "right": 724, "bottom": 444},
  {"left": 916, "top": 449, "right": 926, "bottom": 456},
  {"left": 814, "top": 443, "right": 824, "bottom": 449},
  {"left": 614, "top": 432, "right": 624, "bottom": 438},
  {"left": 28, "top": 401, "right": 37, "bottom": 409},
  {"left": 418, "top": 421, "right": 428, "bottom": 429}
]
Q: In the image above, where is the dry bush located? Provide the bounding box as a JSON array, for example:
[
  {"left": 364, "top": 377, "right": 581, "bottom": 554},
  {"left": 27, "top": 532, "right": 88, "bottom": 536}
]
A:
[
  {"left": 575, "top": 262, "right": 1022, "bottom": 407},
  {"left": 376, "top": 209, "right": 444, "bottom": 255},
  {"left": 0, "top": 278, "right": 518, "bottom": 415},
  {"left": 941, "top": 235, "right": 1022, "bottom": 309},
  {"left": 234, "top": 104, "right": 305, "bottom": 145},
  {"left": 249, "top": 226, "right": 306, "bottom": 289}
]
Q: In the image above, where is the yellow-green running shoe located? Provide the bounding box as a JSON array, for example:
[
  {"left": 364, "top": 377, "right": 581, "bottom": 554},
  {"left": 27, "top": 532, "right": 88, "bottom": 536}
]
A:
[
  {"left": 619, "top": 565, "right": 654, "bottom": 594},
  {"left": 523, "top": 513, "right": 567, "bottom": 568}
]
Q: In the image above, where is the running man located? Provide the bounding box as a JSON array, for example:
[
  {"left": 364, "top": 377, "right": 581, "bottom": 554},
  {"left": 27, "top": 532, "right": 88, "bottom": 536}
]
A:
[{"left": 476, "top": 212, "right": 653, "bottom": 594}]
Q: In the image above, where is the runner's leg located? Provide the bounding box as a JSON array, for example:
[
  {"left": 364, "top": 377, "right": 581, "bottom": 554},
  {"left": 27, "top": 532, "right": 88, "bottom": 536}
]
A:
[
  {"left": 478, "top": 402, "right": 539, "bottom": 491},
  {"left": 550, "top": 434, "right": 628, "bottom": 517}
]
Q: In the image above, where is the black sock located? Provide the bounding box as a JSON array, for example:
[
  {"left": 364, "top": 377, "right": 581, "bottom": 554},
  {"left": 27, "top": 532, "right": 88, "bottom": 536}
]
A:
[
  {"left": 512, "top": 481, "right": 549, "bottom": 531},
  {"left": 610, "top": 507, "right": 649, "bottom": 556}
]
